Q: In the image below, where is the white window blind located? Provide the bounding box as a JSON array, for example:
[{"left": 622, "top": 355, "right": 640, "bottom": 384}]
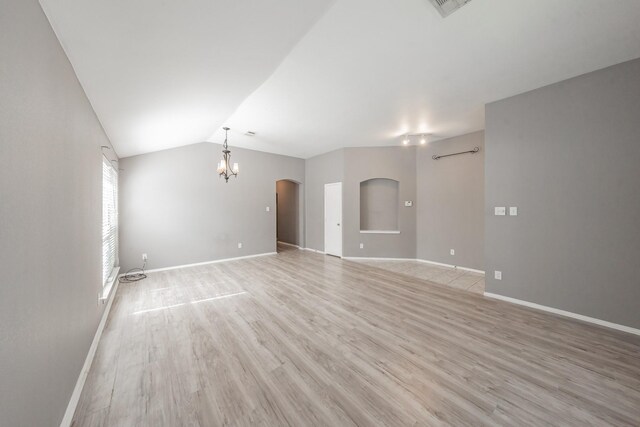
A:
[{"left": 102, "top": 157, "right": 118, "bottom": 287}]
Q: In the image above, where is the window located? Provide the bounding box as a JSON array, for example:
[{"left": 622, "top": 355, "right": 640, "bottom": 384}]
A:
[
  {"left": 102, "top": 157, "right": 118, "bottom": 288},
  {"left": 360, "top": 178, "right": 399, "bottom": 232}
]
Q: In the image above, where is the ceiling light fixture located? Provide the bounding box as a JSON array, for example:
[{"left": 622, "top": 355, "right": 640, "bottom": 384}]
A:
[
  {"left": 216, "top": 127, "right": 239, "bottom": 183},
  {"left": 401, "top": 133, "right": 432, "bottom": 146}
]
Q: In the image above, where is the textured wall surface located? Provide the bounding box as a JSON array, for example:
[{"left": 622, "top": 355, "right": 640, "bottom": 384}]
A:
[
  {"left": 343, "top": 147, "right": 417, "bottom": 258},
  {"left": 485, "top": 58, "right": 640, "bottom": 328},
  {"left": 304, "top": 149, "right": 344, "bottom": 252},
  {"left": 416, "top": 131, "right": 485, "bottom": 270},
  {"left": 119, "top": 143, "right": 304, "bottom": 272},
  {"left": 0, "top": 1, "right": 116, "bottom": 425}
]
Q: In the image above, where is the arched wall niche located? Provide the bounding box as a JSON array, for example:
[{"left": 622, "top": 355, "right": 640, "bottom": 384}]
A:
[{"left": 359, "top": 178, "right": 399, "bottom": 231}]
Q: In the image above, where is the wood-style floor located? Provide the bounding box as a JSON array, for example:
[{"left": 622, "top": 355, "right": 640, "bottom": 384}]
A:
[
  {"left": 73, "top": 245, "right": 640, "bottom": 426},
  {"left": 351, "top": 259, "right": 485, "bottom": 294}
]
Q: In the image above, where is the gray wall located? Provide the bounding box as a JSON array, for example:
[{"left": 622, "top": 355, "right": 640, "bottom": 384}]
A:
[
  {"left": 119, "top": 143, "right": 304, "bottom": 272},
  {"left": 0, "top": 1, "right": 117, "bottom": 425},
  {"left": 343, "top": 147, "right": 417, "bottom": 258},
  {"left": 304, "top": 149, "right": 344, "bottom": 252},
  {"left": 360, "top": 178, "right": 400, "bottom": 231},
  {"left": 276, "top": 180, "right": 300, "bottom": 246},
  {"left": 417, "top": 131, "right": 485, "bottom": 270},
  {"left": 485, "top": 58, "right": 640, "bottom": 329}
]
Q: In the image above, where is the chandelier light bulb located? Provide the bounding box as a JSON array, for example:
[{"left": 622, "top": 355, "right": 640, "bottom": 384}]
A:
[{"left": 420, "top": 135, "right": 427, "bottom": 145}]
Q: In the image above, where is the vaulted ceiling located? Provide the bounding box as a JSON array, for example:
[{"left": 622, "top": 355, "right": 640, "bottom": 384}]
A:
[
  {"left": 39, "top": 0, "right": 336, "bottom": 157},
  {"left": 41, "top": 0, "right": 640, "bottom": 158}
]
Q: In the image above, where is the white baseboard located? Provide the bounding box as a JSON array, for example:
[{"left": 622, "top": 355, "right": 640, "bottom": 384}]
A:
[
  {"left": 121, "top": 252, "right": 277, "bottom": 276},
  {"left": 343, "top": 256, "right": 414, "bottom": 261},
  {"left": 343, "top": 256, "right": 484, "bottom": 275},
  {"left": 416, "top": 258, "right": 454, "bottom": 268},
  {"left": 60, "top": 279, "right": 120, "bottom": 427},
  {"left": 277, "top": 241, "right": 301, "bottom": 249},
  {"left": 302, "top": 248, "right": 325, "bottom": 254},
  {"left": 484, "top": 292, "right": 640, "bottom": 336},
  {"left": 416, "top": 258, "right": 485, "bottom": 275},
  {"left": 456, "top": 265, "right": 485, "bottom": 274}
]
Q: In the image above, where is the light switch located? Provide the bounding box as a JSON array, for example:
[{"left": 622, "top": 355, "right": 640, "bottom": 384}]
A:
[
  {"left": 266, "top": 206, "right": 270, "bottom": 212},
  {"left": 450, "top": 249, "right": 455, "bottom": 255},
  {"left": 495, "top": 207, "right": 506, "bottom": 216},
  {"left": 509, "top": 207, "right": 518, "bottom": 216},
  {"left": 360, "top": 243, "right": 364, "bottom": 249}
]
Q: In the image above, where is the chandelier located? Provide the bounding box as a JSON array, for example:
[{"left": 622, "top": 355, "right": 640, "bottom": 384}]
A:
[{"left": 216, "top": 127, "right": 239, "bottom": 183}]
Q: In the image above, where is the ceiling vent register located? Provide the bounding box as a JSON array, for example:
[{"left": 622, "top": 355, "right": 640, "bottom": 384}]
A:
[{"left": 428, "top": 0, "right": 473, "bottom": 17}]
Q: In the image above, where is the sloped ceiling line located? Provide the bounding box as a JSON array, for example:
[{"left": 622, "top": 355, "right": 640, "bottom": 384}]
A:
[{"left": 41, "top": 0, "right": 640, "bottom": 159}]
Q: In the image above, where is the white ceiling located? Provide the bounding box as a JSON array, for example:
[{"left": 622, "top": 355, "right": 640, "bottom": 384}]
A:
[
  {"left": 42, "top": 0, "right": 640, "bottom": 159},
  {"left": 39, "top": 0, "right": 335, "bottom": 158}
]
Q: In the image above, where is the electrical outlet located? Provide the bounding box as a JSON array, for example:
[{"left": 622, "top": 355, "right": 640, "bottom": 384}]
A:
[
  {"left": 494, "top": 271, "right": 502, "bottom": 280},
  {"left": 450, "top": 249, "right": 455, "bottom": 255},
  {"left": 142, "top": 253, "right": 147, "bottom": 261},
  {"left": 495, "top": 207, "right": 506, "bottom": 216},
  {"left": 509, "top": 207, "right": 518, "bottom": 216},
  {"left": 238, "top": 243, "right": 242, "bottom": 249},
  {"left": 360, "top": 243, "right": 364, "bottom": 249}
]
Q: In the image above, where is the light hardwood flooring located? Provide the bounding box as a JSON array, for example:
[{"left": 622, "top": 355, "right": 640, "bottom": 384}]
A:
[
  {"left": 351, "top": 259, "right": 485, "bottom": 294},
  {"left": 73, "top": 245, "right": 640, "bottom": 426}
]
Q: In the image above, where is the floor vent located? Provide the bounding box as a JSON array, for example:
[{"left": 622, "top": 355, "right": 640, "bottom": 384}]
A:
[{"left": 428, "top": 0, "right": 473, "bottom": 17}]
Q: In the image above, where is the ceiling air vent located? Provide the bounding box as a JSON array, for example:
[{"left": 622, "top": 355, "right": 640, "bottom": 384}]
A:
[{"left": 428, "top": 0, "right": 473, "bottom": 17}]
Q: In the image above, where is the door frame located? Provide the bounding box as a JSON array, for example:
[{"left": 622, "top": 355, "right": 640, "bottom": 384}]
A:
[{"left": 324, "top": 182, "right": 343, "bottom": 257}]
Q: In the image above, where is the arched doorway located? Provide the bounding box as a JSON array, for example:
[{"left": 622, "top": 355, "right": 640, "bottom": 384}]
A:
[{"left": 276, "top": 179, "right": 301, "bottom": 252}]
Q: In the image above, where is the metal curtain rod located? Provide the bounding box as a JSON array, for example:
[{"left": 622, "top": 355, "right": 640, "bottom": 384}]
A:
[{"left": 432, "top": 146, "right": 480, "bottom": 160}]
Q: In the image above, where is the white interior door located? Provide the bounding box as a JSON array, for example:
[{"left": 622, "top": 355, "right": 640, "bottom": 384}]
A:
[{"left": 324, "top": 182, "right": 342, "bottom": 257}]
